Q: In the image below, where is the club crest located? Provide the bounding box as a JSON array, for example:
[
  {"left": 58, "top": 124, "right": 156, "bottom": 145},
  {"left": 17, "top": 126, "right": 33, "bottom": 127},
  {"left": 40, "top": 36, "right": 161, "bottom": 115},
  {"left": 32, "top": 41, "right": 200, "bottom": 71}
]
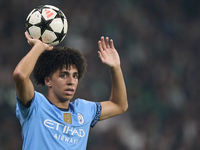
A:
[{"left": 78, "top": 113, "right": 84, "bottom": 124}]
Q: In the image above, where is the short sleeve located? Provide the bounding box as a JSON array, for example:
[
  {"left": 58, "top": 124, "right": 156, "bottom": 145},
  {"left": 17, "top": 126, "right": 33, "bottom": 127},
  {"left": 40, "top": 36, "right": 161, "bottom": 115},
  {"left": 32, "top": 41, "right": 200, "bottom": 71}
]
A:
[
  {"left": 16, "top": 92, "right": 37, "bottom": 119},
  {"left": 90, "top": 102, "right": 102, "bottom": 128}
]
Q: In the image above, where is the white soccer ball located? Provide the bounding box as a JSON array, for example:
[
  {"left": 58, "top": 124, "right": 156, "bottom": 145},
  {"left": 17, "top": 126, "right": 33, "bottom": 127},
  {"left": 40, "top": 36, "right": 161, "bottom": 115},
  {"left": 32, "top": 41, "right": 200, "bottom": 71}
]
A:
[{"left": 25, "top": 5, "right": 68, "bottom": 46}]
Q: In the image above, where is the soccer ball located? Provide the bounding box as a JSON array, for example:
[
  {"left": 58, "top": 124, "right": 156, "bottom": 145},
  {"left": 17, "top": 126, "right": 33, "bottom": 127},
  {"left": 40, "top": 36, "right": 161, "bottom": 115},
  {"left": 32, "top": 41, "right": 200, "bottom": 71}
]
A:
[{"left": 25, "top": 5, "right": 68, "bottom": 46}]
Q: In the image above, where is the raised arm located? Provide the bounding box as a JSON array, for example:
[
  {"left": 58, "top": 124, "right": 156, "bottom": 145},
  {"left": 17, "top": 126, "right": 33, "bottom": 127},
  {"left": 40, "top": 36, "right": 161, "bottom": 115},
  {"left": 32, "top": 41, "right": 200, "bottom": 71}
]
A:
[
  {"left": 13, "top": 32, "right": 53, "bottom": 106},
  {"left": 98, "top": 36, "right": 128, "bottom": 120}
]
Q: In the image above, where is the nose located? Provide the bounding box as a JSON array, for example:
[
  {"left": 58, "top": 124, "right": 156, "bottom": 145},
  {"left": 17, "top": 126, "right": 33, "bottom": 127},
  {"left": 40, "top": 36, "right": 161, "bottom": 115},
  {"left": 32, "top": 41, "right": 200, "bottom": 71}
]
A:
[{"left": 67, "top": 75, "right": 76, "bottom": 85}]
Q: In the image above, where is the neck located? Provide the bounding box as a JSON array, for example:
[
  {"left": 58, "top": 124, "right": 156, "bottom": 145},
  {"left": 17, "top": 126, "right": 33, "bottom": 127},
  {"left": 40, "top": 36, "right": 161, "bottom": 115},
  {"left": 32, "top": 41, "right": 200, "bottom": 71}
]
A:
[{"left": 47, "top": 93, "right": 70, "bottom": 109}]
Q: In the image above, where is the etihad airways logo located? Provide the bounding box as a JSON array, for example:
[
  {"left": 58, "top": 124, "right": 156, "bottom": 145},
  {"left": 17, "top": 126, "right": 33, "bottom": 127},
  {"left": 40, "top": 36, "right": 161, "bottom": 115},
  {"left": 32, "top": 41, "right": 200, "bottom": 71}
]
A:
[{"left": 44, "top": 119, "right": 85, "bottom": 137}]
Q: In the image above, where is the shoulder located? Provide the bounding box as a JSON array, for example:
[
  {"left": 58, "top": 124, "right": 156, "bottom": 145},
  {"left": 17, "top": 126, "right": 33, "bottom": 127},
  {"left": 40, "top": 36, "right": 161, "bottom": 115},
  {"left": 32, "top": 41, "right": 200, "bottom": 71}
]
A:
[
  {"left": 28, "top": 91, "right": 46, "bottom": 106},
  {"left": 70, "top": 99, "right": 101, "bottom": 115},
  {"left": 69, "top": 99, "right": 98, "bottom": 114},
  {"left": 16, "top": 91, "right": 46, "bottom": 110},
  {"left": 16, "top": 91, "right": 45, "bottom": 119},
  {"left": 34, "top": 91, "right": 46, "bottom": 99},
  {"left": 71, "top": 98, "right": 96, "bottom": 107}
]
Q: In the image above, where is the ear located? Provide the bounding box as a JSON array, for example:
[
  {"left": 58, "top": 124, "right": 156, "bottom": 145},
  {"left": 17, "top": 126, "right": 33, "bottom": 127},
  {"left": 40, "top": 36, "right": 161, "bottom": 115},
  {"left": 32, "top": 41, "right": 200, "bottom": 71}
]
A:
[{"left": 44, "top": 77, "right": 52, "bottom": 88}]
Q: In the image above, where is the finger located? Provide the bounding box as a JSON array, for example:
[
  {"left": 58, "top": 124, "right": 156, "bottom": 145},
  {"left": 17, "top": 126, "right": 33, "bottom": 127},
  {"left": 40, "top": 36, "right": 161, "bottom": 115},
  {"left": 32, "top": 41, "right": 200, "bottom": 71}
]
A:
[
  {"left": 110, "top": 39, "right": 115, "bottom": 49},
  {"left": 25, "top": 32, "right": 31, "bottom": 40},
  {"left": 101, "top": 36, "right": 107, "bottom": 50},
  {"left": 98, "top": 51, "right": 102, "bottom": 58},
  {"left": 105, "top": 37, "right": 110, "bottom": 48},
  {"left": 98, "top": 40, "right": 103, "bottom": 52},
  {"left": 47, "top": 45, "right": 54, "bottom": 50}
]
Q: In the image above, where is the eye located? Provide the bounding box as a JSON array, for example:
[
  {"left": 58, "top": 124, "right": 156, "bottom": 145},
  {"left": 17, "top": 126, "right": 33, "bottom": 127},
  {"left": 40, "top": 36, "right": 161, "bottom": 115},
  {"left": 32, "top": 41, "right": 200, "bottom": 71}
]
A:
[
  {"left": 60, "top": 74, "right": 66, "bottom": 78},
  {"left": 73, "top": 74, "right": 79, "bottom": 79}
]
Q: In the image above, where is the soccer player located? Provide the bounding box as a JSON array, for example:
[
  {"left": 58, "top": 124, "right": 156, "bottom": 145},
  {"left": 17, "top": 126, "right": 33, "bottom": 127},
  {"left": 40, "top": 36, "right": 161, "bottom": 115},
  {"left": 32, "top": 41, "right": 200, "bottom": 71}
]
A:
[{"left": 13, "top": 32, "right": 128, "bottom": 150}]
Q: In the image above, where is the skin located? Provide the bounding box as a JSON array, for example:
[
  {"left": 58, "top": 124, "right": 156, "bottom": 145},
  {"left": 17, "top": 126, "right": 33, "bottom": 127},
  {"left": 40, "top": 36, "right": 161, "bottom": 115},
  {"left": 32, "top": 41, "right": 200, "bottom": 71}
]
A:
[
  {"left": 13, "top": 32, "right": 128, "bottom": 121},
  {"left": 98, "top": 36, "right": 128, "bottom": 120},
  {"left": 13, "top": 32, "right": 53, "bottom": 106},
  {"left": 45, "top": 65, "right": 79, "bottom": 108}
]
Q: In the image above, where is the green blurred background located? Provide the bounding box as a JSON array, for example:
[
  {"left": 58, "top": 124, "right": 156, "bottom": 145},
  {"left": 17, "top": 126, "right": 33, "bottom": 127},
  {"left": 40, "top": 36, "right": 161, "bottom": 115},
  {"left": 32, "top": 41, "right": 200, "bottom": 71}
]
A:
[{"left": 1, "top": 0, "right": 200, "bottom": 149}]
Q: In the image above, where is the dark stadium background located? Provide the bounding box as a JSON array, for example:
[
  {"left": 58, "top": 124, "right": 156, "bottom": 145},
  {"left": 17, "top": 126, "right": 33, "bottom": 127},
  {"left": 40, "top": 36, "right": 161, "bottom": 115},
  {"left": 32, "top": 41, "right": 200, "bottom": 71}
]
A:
[{"left": 0, "top": 0, "right": 200, "bottom": 149}]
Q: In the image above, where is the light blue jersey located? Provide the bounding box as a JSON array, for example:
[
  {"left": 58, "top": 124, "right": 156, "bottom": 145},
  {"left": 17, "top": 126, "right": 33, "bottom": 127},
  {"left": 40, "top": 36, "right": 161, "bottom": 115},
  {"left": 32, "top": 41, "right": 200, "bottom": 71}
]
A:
[{"left": 16, "top": 91, "right": 101, "bottom": 150}]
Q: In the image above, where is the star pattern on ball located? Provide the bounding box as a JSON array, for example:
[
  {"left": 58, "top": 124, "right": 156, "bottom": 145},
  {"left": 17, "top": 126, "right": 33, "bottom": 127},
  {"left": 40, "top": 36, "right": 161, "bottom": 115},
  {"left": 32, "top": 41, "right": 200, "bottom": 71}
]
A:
[{"left": 25, "top": 5, "right": 68, "bottom": 46}]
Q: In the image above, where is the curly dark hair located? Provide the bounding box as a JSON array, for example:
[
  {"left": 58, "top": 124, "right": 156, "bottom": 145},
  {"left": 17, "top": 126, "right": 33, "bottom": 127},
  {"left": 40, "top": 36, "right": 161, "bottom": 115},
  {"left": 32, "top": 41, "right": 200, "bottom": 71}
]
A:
[{"left": 33, "top": 46, "right": 87, "bottom": 86}]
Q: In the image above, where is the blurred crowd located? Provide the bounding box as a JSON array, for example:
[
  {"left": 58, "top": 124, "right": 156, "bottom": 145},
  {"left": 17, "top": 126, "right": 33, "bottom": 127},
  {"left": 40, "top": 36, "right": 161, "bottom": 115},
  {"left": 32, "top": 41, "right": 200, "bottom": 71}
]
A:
[{"left": 1, "top": 0, "right": 200, "bottom": 149}]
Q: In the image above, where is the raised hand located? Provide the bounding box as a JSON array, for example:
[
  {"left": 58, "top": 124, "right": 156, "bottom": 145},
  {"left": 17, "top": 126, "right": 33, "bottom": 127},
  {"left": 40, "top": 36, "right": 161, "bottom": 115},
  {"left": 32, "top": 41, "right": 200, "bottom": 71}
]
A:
[
  {"left": 25, "top": 32, "right": 53, "bottom": 51},
  {"left": 98, "top": 36, "right": 120, "bottom": 68}
]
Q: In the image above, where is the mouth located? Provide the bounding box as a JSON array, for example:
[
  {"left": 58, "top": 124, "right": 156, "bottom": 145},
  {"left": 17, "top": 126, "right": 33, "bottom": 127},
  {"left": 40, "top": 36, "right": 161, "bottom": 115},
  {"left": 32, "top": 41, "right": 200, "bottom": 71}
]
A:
[{"left": 65, "top": 88, "right": 75, "bottom": 95}]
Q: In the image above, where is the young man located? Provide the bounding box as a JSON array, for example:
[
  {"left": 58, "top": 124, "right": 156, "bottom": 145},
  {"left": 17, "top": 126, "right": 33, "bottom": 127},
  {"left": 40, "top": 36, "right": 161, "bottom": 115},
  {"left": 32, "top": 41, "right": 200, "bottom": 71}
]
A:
[{"left": 13, "top": 32, "right": 128, "bottom": 150}]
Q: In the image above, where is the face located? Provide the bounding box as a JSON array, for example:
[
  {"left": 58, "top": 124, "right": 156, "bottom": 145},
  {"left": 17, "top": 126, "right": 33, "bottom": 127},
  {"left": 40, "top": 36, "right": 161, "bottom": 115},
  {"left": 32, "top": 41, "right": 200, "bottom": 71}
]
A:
[{"left": 46, "top": 65, "right": 79, "bottom": 102}]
